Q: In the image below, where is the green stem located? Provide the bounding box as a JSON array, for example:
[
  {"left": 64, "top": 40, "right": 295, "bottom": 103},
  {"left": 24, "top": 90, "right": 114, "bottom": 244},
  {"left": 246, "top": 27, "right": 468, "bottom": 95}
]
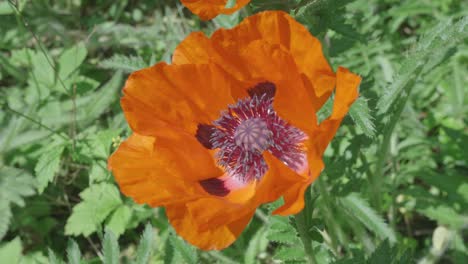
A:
[
  {"left": 4, "top": 103, "right": 69, "bottom": 142},
  {"left": 294, "top": 209, "right": 317, "bottom": 264},
  {"left": 373, "top": 66, "right": 424, "bottom": 211},
  {"left": 374, "top": 91, "right": 410, "bottom": 211},
  {"left": 316, "top": 176, "right": 351, "bottom": 255}
]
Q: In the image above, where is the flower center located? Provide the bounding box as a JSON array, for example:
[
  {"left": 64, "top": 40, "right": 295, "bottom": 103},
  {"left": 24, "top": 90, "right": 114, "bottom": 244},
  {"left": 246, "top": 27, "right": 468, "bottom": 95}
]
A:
[
  {"left": 196, "top": 82, "right": 308, "bottom": 195},
  {"left": 234, "top": 118, "right": 271, "bottom": 152}
]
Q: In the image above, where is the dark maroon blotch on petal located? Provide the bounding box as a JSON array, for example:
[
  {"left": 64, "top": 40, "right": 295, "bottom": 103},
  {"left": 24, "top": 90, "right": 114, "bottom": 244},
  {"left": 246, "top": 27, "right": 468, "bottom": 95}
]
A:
[
  {"left": 199, "top": 178, "right": 230, "bottom": 197},
  {"left": 248, "top": 81, "right": 276, "bottom": 99},
  {"left": 195, "top": 124, "right": 216, "bottom": 149}
]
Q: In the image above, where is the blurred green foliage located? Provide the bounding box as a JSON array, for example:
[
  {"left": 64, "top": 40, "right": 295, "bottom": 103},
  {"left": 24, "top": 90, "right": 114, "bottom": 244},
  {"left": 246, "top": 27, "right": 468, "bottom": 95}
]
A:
[{"left": 0, "top": 0, "right": 467, "bottom": 263}]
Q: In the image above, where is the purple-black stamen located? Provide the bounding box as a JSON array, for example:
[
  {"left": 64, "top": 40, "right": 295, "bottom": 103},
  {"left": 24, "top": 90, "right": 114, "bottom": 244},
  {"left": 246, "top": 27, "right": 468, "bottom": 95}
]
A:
[
  {"left": 195, "top": 124, "right": 216, "bottom": 149},
  {"left": 199, "top": 178, "right": 230, "bottom": 197}
]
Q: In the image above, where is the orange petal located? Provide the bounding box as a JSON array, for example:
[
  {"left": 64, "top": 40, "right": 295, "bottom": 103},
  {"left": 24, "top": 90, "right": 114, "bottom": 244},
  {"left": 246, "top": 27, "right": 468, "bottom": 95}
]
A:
[
  {"left": 121, "top": 63, "right": 235, "bottom": 137},
  {"left": 273, "top": 68, "right": 360, "bottom": 215},
  {"left": 108, "top": 133, "right": 222, "bottom": 207},
  {"left": 254, "top": 152, "right": 307, "bottom": 204},
  {"left": 236, "top": 40, "right": 319, "bottom": 133},
  {"left": 181, "top": 0, "right": 250, "bottom": 21},
  {"left": 172, "top": 11, "right": 334, "bottom": 111},
  {"left": 166, "top": 203, "right": 255, "bottom": 250},
  {"left": 310, "top": 67, "right": 361, "bottom": 155}
]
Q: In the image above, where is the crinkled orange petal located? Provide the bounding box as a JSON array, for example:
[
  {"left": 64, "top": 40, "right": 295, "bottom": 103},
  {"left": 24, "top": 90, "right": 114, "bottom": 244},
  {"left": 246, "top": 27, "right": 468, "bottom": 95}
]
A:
[
  {"left": 273, "top": 67, "right": 361, "bottom": 215},
  {"left": 180, "top": 151, "right": 302, "bottom": 237},
  {"left": 235, "top": 40, "right": 318, "bottom": 133},
  {"left": 172, "top": 10, "right": 334, "bottom": 111},
  {"left": 121, "top": 63, "right": 235, "bottom": 137},
  {"left": 166, "top": 203, "right": 255, "bottom": 250},
  {"left": 254, "top": 152, "right": 306, "bottom": 203},
  {"left": 181, "top": 0, "right": 250, "bottom": 20},
  {"left": 310, "top": 67, "right": 361, "bottom": 155},
  {"left": 108, "top": 133, "right": 222, "bottom": 207}
]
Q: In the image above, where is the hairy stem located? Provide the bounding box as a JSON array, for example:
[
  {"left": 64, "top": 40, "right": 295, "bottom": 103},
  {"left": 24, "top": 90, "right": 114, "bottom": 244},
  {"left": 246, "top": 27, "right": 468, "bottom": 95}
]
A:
[{"left": 295, "top": 208, "right": 318, "bottom": 264}]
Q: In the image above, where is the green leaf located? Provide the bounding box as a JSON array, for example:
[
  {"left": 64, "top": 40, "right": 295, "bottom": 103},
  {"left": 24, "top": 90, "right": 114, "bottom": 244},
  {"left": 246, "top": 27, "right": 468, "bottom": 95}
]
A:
[
  {"left": 169, "top": 235, "right": 198, "bottom": 264},
  {"left": 66, "top": 240, "right": 81, "bottom": 264},
  {"left": 89, "top": 129, "right": 121, "bottom": 159},
  {"left": 0, "top": 1, "right": 14, "bottom": 15},
  {"left": 48, "top": 248, "right": 64, "bottom": 264},
  {"left": 268, "top": 216, "right": 299, "bottom": 244},
  {"left": 274, "top": 246, "right": 306, "bottom": 262},
  {"left": 0, "top": 200, "right": 12, "bottom": 242},
  {"left": 135, "top": 223, "right": 154, "bottom": 264},
  {"left": 102, "top": 228, "right": 120, "bottom": 264},
  {"left": 76, "top": 71, "right": 123, "bottom": 124},
  {"left": 0, "top": 238, "right": 22, "bottom": 263},
  {"left": 367, "top": 240, "right": 398, "bottom": 264},
  {"left": 34, "top": 144, "right": 65, "bottom": 193},
  {"left": 213, "top": 12, "right": 240, "bottom": 29},
  {"left": 267, "top": 227, "right": 300, "bottom": 244},
  {"left": 106, "top": 204, "right": 132, "bottom": 237},
  {"left": 99, "top": 54, "right": 147, "bottom": 73},
  {"left": 378, "top": 17, "right": 468, "bottom": 115},
  {"left": 58, "top": 42, "right": 87, "bottom": 80},
  {"left": 31, "top": 50, "right": 56, "bottom": 89},
  {"left": 0, "top": 166, "right": 36, "bottom": 240},
  {"left": 418, "top": 205, "right": 468, "bottom": 229},
  {"left": 65, "top": 183, "right": 122, "bottom": 236},
  {"left": 339, "top": 193, "right": 397, "bottom": 243},
  {"left": 244, "top": 226, "right": 269, "bottom": 264},
  {"left": 89, "top": 161, "right": 109, "bottom": 183},
  {"left": 349, "top": 97, "right": 376, "bottom": 137}
]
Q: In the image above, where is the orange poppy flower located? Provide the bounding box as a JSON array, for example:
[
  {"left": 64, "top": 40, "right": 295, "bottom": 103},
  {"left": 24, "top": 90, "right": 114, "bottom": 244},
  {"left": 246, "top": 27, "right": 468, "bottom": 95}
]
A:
[
  {"left": 181, "top": 0, "right": 250, "bottom": 20},
  {"left": 108, "top": 11, "right": 361, "bottom": 250}
]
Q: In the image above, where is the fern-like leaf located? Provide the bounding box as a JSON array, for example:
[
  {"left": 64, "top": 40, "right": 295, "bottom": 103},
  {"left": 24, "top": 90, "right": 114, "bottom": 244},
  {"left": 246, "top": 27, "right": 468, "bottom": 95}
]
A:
[
  {"left": 0, "top": 166, "right": 36, "bottom": 240},
  {"left": 66, "top": 239, "right": 81, "bottom": 264},
  {"left": 134, "top": 223, "right": 154, "bottom": 264},
  {"left": 99, "top": 54, "right": 147, "bottom": 73},
  {"left": 339, "top": 193, "right": 397, "bottom": 243},
  {"left": 103, "top": 228, "right": 120, "bottom": 264},
  {"left": 349, "top": 96, "right": 376, "bottom": 137}
]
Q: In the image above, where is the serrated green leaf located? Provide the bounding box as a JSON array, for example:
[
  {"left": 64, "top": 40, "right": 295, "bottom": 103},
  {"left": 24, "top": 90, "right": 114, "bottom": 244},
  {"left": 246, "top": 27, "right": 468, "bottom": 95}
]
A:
[
  {"left": 89, "top": 129, "right": 121, "bottom": 159},
  {"left": 58, "top": 42, "right": 87, "bottom": 80},
  {"left": 89, "top": 161, "right": 109, "bottom": 184},
  {"left": 169, "top": 235, "right": 198, "bottom": 264},
  {"left": 418, "top": 205, "right": 468, "bottom": 229},
  {"left": 368, "top": 240, "right": 396, "bottom": 264},
  {"left": 340, "top": 193, "right": 396, "bottom": 243},
  {"left": 76, "top": 71, "right": 123, "bottom": 123},
  {"left": 103, "top": 229, "right": 120, "bottom": 264},
  {"left": 48, "top": 248, "right": 64, "bottom": 264},
  {"left": 34, "top": 144, "right": 65, "bottom": 193},
  {"left": 349, "top": 97, "right": 376, "bottom": 137},
  {"left": 244, "top": 226, "right": 269, "bottom": 264},
  {"left": 31, "top": 50, "right": 55, "bottom": 89},
  {"left": 0, "top": 237, "right": 22, "bottom": 263},
  {"left": 65, "top": 183, "right": 122, "bottom": 236},
  {"left": 66, "top": 239, "right": 81, "bottom": 264},
  {"left": 274, "top": 246, "right": 306, "bottom": 262},
  {"left": 135, "top": 223, "right": 154, "bottom": 264},
  {"left": 267, "top": 229, "right": 300, "bottom": 244},
  {"left": 99, "top": 54, "right": 147, "bottom": 73},
  {"left": 106, "top": 204, "right": 132, "bottom": 237},
  {"left": 0, "top": 200, "right": 12, "bottom": 241},
  {"left": 0, "top": 166, "right": 36, "bottom": 240},
  {"left": 332, "top": 249, "right": 366, "bottom": 264},
  {"left": 378, "top": 17, "right": 468, "bottom": 114}
]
